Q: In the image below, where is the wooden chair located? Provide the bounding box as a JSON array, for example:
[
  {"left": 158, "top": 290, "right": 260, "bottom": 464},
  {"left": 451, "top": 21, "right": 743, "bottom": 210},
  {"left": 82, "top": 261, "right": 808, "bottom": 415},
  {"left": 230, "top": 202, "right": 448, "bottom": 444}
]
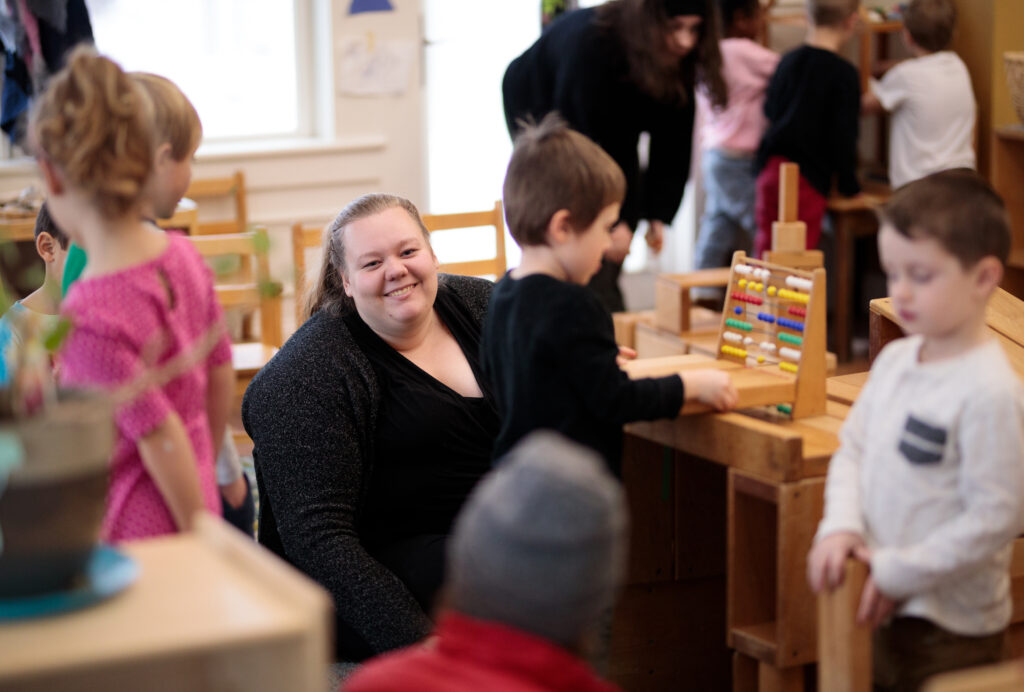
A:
[
  {"left": 186, "top": 171, "right": 247, "bottom": 235},
  {"left": 155, "top": 198, "right": 199, "bottom": 236},
  {"left": 187, "top": 231, "right": 283, "bottom": 410},
  {"left": 291, "top": 221, "right": 325, "bottom": 327},
  {"left": 422, "top": 200, "right": 506, "bottom": 279}
]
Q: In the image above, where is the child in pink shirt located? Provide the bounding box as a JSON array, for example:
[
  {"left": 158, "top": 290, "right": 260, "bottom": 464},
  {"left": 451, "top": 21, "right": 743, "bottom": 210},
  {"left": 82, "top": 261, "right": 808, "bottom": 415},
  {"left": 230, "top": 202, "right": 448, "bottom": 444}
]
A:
[
  {"left": 694, "top": 0, "right": 778, "bottom": 302},
  {"left": 32, "top": 47, "right": 232, "bottom": 541}
]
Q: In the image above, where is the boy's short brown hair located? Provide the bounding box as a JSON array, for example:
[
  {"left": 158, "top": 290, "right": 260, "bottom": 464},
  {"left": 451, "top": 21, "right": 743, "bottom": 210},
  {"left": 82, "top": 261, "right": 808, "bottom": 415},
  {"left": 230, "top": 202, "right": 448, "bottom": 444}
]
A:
[
  {"left": 878, "top": 169, "right": 1010, "bottom": 268},
  {"left": 34, "top": 202, "right": 68, "bottom": 250},
  {"left": 503, "top": 113, "right": 626, "bottom": 247},
  {"left": 903, "top": 0, "right": 956, "bottom": 53},
  {"left": 806, "top": 0, "right": 859, "bottom": 28},
  {"left": 131, "top": 72, "right": 202, "bottom": 160}
]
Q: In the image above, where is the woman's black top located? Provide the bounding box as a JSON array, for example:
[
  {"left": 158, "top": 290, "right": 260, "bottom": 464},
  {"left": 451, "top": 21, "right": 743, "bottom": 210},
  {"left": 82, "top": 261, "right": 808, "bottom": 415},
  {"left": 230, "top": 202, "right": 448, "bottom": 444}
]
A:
[{"left": 344, "top": 291, "right": 499, "bottom": 549}]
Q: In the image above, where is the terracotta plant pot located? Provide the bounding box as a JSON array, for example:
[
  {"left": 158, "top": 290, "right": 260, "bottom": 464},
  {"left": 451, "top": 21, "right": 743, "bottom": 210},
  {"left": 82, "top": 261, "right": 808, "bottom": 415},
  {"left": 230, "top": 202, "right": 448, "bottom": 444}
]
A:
[
  {"left": 1006, "top": 52, "right": 1024, "bottom": 125},
  {"left": 0, "top": 393, "right": 113, "bottom": 597}
]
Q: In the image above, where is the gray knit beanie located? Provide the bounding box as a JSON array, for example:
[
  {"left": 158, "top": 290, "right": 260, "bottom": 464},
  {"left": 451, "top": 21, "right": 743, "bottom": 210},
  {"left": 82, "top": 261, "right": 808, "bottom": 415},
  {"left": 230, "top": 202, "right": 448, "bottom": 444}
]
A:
[{"left": 447, "top": 431, "right": 629, "bottom": 649}]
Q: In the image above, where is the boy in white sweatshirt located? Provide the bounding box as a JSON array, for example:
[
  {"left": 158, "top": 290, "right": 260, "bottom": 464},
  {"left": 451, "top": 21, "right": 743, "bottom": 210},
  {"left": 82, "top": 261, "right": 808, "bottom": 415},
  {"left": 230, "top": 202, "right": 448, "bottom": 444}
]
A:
[{"left": 807, "top": 169, "right": 1024, "bottom": 691}]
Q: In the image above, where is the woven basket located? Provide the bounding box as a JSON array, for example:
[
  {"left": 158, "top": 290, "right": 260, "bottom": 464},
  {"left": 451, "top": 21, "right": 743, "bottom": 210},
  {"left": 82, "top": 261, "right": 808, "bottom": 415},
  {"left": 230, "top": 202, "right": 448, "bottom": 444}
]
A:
[{"left": 1006, "top": 52, "right": 1024, "bottom": 125}]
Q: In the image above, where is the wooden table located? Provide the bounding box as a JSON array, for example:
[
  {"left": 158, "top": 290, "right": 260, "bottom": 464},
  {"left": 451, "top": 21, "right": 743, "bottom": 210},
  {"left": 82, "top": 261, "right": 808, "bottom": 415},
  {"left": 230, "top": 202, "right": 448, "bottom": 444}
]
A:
[
  {"left": 0, "top": 515, "right": 331, "bottom": 692},
  {"left": 826, "top": 185, "right": 892, "bottom": 362},
  {"left": 615, "top": 285, "right": 1024, "bottom": 690}
]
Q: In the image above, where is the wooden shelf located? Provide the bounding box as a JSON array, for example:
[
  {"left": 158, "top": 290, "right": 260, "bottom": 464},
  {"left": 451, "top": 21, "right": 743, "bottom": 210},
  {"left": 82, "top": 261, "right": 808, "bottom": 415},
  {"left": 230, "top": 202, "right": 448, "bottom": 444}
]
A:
[
  {"left": 730, "top": 622, "right": 779, "bottom": 663},
  {"left": 996, "top": 124, "right": 1024, "bottom": 142}
]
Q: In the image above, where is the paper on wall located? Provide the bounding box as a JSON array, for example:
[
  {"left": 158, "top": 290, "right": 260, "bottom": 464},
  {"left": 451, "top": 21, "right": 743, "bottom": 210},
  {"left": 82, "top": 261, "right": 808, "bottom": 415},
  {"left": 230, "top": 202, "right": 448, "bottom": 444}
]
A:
[{"left": 336, "top": 35, "right": 415, "bottom": 96}]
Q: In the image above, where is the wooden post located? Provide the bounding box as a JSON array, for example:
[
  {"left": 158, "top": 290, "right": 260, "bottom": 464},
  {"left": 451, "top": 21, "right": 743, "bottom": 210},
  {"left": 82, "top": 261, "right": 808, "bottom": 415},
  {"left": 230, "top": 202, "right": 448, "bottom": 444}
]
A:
[
  {"left": 779, "top": 163, "right": 799, "bottom": 223},
  {"left": 817, "top": 559, "right": 871, "bottom": 692}
]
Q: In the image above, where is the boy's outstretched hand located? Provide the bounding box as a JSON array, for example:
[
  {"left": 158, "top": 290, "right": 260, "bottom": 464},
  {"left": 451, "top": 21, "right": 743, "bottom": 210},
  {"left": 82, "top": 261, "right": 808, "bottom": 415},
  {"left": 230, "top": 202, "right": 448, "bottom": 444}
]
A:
[
  {"left": 807, "top": 531, "right": 865, "bottom": 593},
  {"left": 681, "top": 369, "right": 738, "bottom": 411}
]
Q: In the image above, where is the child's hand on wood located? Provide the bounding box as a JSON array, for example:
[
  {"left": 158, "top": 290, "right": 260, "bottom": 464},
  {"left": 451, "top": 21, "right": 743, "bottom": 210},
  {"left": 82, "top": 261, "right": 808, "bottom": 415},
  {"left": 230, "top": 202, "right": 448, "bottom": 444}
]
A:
[
  {"left": 681, "top": 369, "right": 738, "bottom": 411},
  {"left": 857, "top": 575, "right": 897, "bottom": 628},
  {"left": 807, "top": 531, "right": 865, "bottom": 593},
  {"left": 616, "top": 346, "right": 637, "bottom": 369}
]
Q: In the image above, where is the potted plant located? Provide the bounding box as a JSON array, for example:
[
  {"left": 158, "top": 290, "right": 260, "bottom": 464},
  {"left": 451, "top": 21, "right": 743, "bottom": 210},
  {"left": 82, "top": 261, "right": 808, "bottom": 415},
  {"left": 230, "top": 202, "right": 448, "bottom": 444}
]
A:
[{"left": 0, "top": 276, "right": 113, "bottom": 598}]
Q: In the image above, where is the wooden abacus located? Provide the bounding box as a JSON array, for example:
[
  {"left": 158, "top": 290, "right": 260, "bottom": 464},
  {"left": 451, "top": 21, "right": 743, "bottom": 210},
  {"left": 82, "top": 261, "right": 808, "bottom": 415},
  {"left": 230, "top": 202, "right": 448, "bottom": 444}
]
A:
[{"left": 714, "top": 250, "right": 828, "bottom": 419}]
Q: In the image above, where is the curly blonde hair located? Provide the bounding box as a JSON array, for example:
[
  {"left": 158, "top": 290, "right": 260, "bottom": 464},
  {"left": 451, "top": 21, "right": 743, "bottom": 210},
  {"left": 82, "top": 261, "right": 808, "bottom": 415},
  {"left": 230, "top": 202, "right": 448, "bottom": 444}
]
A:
[{"left": 31, "top": 46, "right": 154, "bottom": 218}]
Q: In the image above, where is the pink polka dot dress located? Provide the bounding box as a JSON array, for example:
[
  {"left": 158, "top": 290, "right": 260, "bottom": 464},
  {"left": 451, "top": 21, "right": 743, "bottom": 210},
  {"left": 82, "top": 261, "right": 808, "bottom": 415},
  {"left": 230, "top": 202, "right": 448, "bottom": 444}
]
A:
[{"left": 60, "top": 233, "right": 232, "bottom": 542}]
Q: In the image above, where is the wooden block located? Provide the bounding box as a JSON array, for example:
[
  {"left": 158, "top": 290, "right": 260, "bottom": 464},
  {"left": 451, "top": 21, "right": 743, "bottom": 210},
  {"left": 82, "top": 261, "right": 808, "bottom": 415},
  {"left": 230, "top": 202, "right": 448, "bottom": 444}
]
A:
[
  {"left": 791, "top": 267, "right": 828, "bottom": 420},
  {"left": 655, "top": 275, "right": 692, "bottom": 332},
  {"left": 635, "top": 323, "right": 688, "bottom": 358},
  {"left": 772, "top": 221, "right": 807, "bottom": 253},
  {"left": 779, "top": 162, "right": 800, "bottom": 223},
  {"left": 817, "top": 560, "right": 871, "bottom": 692},
  {"left": 612, "top": 310, "right": 654, "bottom": 350},
  {"left": 621, "top": 434, "right": 675, "bottom": 584},
  {"left": 763, "top": 250, "right": 824, "bottom": 271}
]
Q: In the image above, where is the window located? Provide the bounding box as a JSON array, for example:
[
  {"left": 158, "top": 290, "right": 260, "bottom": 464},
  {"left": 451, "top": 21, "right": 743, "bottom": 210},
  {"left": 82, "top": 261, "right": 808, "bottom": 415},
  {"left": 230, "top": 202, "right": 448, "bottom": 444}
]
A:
[{"left": 87, "top": 0, "right": 314, "bottom": 142}]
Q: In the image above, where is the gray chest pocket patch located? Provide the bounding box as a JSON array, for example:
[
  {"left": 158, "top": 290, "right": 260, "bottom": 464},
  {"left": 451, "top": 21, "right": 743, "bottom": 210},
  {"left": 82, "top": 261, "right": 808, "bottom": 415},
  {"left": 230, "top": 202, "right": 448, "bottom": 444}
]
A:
[{"left": 898, "top": 415, "right": 948, "bottom": 465}]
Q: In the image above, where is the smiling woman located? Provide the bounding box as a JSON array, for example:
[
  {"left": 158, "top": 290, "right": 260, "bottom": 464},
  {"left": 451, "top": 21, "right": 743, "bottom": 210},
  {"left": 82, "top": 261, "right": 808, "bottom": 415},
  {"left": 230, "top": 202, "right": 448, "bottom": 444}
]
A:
[{"left": 241, "top": 193, "right": 498, "bottom": 661}]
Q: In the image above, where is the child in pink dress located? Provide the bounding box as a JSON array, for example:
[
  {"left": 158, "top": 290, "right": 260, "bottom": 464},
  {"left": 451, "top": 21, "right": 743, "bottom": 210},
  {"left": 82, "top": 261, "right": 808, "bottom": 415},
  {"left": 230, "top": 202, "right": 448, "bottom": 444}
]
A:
[{"left": 31, "top": 47, "right": 232, "bottom": 541}]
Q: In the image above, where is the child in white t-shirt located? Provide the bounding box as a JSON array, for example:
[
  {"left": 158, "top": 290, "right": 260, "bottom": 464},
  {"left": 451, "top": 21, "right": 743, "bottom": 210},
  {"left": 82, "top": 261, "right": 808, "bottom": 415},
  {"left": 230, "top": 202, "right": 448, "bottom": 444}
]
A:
[
  {"left": 694, "top": 0, "right": 778, "bottom": 300},
  {"left": 863, "top": 0, "right": 975, "bottom": 189},
  {"left": 808, "top": 170, "right": 1024, "bottom": 691}
]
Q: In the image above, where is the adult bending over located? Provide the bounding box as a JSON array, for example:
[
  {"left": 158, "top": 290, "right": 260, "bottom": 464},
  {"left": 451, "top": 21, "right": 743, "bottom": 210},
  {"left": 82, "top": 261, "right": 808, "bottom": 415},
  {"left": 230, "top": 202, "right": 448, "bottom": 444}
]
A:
[
  {"left": 242, "top": 194, "right": 498, "bottom": 661},
  {"left": 502, "top": 0, "right": 727, "bottom": 312}
]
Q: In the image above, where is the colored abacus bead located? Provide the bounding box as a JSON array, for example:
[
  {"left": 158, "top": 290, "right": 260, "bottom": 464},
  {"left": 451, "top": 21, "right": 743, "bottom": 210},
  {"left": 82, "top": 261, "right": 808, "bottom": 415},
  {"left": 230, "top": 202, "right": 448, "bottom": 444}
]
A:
[
  {"left": 735, "top": 264, "right": 754, "bottom": 275},
  {"left": 725, "top": 318, "right": 753, "bottom": 332},
  {"left": 722, "top": 331, "right": 744, "bottom": 343},
  {"left": 767, "top": 286, "right": 777, "bottom": 297},
  {"left": 788, "top": 306, "right": 807, "bottom": 317},
  {"left": 779, "top": 362, "right": 798, "bottom": 374},
  {"left": 730, "top": 291, "right": 764, "bottom": 306},
  {"left": 778, "top": 332, "right": 803, "bottom": 346},
  {"left": 721, "top": 345, "right": 747, "bottom": 358},
  {"left": 757, "top": 312, "right": 775, "bottom": 324},
  {"left": 738, "top": 279, "right": 748, "bottom": 288},
  {"left": 734, "top": 306, "right": 743, "bottom": 315},
  {"left": 777, "top": 317, "right": 805, "bottom": 332},
  {"left": 778, "top": 346, "right": 801, "bottom": 361},
  {"left": 785, "top": 275, "right": 813, "bottom": 291}
]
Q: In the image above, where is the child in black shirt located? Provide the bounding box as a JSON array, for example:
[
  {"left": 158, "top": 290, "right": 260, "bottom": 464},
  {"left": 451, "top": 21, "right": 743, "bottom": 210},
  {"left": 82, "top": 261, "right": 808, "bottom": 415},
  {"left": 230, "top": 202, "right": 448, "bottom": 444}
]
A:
[
  {"left": 753, "top": 0, "right": 862, "bottom": 257},
  {"left": 481, "top": 114, "right": 737, "bottom": 472}
]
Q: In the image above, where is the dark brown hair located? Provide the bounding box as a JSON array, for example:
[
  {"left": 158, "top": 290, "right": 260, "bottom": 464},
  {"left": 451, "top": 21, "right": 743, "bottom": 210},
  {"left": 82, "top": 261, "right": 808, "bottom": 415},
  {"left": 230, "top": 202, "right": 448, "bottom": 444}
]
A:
[
  {"left": 304, "top": 193, "right": 432, "bottom": 319},
  {"left": 33, "top": 202, "right": 68, "bottom": 250},
  {"left": 503, "top": 114, "right": 626, "bottom": 247},
  {"left": 31, "top": 46, "right": 154, "bottom": 219},
  {"left": 878, "top": 169, "right": 1010, "bottom": 268},
  {"left": 903, "top": 0, "right": 956, "bottom": 53},
  {"left": 807, "top": 0, "right": 860, "bottom": 28},
  {"left": 596, "top": 0, "right": 727, "bottom": 109}
]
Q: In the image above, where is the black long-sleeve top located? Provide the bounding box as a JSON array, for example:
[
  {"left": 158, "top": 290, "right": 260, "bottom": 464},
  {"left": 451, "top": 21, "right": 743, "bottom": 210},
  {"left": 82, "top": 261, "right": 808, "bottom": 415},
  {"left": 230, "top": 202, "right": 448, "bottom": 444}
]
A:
[
  {"left": 755, "top": 45, "right": 861, "bottom": 198},
  {"left": 481, "top": 274, "right": 684, "bottom": 473},
  {"left": 502, "top": 8, "right": 695, "bottom": 230},
  {"left": 241, "top": 275, "right": 493, "bottom": 661}
]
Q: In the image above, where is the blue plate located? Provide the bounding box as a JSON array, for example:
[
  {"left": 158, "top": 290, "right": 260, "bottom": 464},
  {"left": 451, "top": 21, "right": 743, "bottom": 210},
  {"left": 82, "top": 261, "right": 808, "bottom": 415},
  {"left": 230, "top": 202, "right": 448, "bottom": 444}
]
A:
[{"left": 0, "top": 545, "right": 139, "bottom": 620}]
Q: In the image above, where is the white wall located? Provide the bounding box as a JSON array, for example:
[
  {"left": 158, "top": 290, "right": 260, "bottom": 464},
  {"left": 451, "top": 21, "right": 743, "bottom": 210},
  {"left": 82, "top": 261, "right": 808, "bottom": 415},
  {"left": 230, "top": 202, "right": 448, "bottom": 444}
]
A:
[{"left": 0, "top": 0, "right": 426, "bottom": 298}]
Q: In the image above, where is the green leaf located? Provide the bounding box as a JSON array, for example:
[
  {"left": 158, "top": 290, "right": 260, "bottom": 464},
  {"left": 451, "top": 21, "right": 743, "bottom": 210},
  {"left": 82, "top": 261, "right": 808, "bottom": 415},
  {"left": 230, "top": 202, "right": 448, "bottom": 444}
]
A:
[{"left": 43, "top": 318, "right": 72, "bottom": 352}]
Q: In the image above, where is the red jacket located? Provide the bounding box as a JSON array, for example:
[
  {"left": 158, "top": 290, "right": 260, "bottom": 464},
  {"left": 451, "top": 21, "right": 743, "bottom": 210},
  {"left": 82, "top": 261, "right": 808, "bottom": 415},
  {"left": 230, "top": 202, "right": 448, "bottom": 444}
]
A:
[{"left": 343, "top": 612, "right": 623, "bottom": 692}]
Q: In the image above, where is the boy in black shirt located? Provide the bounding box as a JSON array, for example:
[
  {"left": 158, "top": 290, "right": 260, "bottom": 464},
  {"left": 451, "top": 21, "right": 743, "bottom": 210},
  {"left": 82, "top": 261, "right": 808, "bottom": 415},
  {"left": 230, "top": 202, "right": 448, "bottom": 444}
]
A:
[
  {"left": 481, "top": 115, "right": 737, "bottom": 472},
  {"left": 753, "top": 0, "right": 862, "bottom": 257}
]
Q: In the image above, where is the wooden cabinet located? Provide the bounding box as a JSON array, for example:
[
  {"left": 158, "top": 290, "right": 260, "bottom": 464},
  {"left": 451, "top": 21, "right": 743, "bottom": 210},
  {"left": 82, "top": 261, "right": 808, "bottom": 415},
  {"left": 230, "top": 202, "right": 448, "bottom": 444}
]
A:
[{"left": 992, "top": 125, "right": 1024, "bottom": 297}]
